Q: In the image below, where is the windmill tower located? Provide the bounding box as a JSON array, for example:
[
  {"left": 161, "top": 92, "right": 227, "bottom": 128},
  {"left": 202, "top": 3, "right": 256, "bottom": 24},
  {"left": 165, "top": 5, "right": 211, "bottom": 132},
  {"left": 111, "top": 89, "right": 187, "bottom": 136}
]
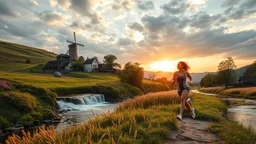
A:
[{"left": 66, "top": 32, "right": 84, "bottom": 61}]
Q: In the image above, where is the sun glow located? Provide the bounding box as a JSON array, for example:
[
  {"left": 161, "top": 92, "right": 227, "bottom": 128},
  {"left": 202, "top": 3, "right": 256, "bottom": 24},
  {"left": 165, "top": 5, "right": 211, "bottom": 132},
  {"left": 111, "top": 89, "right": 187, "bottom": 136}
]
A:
[{"left": 149, "top": 60, "right": 176, "bottom": 72}]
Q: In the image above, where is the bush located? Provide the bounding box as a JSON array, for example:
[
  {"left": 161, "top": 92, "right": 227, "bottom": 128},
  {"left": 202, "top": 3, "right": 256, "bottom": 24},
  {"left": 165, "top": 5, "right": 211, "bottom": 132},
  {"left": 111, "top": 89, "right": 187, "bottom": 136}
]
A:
[
  {"left": 119, "top": 62, "right": 144, "bottom": 89},
  {"left": 0, "top": 116, "right": 11, "bottom": 129},
  {"left": 3, "top": 92, "right": 37, "bottom": 112},
  {"left": 18, "top": 114, "right": 34, "bottom": 126},
  {"left": 14, "top": 84, "right": 57, "bottom": 106}
]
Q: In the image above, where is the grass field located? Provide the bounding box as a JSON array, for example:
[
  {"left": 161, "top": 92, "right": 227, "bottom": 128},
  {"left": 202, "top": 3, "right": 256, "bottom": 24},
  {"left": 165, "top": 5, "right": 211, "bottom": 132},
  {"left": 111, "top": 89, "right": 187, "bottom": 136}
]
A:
[
  {"left": 199, "top": 86, "right": 256, "bottom": 99},
  {"left": 0, "top": 40, "right": 56, "bottom": 64},
  {"left": 0, "top": 71, "right": 119, "bottom": 89},
  {"left": 5, "top": 91, "right": 228, "bottom": 144}
]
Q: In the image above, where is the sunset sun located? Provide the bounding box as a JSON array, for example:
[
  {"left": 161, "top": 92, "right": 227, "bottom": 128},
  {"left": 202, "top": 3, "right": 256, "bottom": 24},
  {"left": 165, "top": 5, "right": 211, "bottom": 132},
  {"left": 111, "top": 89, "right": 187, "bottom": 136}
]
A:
[{"left": 149, "top": 60, "right": 176, "bottom": 72}]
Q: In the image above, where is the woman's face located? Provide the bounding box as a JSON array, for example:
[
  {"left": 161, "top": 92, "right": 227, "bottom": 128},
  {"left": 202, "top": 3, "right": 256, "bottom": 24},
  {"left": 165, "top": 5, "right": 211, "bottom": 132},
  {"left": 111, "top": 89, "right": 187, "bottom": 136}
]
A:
[{"left": 177, "top": 63, "right": 183, "bottom": 70}]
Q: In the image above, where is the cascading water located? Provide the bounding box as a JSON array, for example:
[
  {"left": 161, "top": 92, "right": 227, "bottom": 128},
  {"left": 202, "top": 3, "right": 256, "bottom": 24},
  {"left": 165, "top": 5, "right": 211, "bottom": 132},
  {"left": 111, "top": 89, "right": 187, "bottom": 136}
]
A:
[{"left": 56, "top": 94, "right": 108, "bottom": 111}]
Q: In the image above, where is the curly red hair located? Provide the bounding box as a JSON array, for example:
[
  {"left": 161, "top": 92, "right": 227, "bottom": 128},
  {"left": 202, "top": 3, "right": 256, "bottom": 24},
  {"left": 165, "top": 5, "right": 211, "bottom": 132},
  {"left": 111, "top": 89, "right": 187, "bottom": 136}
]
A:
[{"left": 178, "top": 61, "right": 190, "bottom": 71}]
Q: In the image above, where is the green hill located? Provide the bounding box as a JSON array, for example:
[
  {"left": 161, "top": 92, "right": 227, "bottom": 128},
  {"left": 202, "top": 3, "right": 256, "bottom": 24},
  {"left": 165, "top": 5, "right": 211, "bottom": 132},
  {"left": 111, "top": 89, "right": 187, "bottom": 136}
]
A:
[{"left": 0, "top": 40, "right": 56, "bottom": 71}]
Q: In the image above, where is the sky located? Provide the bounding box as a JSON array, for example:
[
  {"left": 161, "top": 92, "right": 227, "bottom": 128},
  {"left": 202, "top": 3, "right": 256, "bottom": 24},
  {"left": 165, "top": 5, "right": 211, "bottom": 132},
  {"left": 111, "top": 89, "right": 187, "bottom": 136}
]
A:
[{"left": 0, "top": 0, "right": 256, "bottom": 72}]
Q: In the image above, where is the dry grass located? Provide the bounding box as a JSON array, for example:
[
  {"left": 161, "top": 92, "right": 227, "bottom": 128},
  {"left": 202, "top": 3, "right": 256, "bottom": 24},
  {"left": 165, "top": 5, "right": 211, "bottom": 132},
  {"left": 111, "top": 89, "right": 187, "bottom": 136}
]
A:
[
  {"left": 117, "top": 91, "right": 181, "bottom": 111},
  {"left": 199, "top": 87, "right": 256, "bottom": 99}
]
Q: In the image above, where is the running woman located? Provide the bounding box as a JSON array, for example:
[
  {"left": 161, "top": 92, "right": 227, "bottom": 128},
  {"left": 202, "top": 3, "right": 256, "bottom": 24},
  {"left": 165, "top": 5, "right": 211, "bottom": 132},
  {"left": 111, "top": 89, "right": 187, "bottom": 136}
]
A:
[{"left": 171, "top": 61, "right": 196, "bottom": 121}]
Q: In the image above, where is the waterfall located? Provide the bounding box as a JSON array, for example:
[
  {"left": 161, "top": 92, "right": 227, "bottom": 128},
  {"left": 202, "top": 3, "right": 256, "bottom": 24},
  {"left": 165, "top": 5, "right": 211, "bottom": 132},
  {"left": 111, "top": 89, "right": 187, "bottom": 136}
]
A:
[{"left": 57, "top": 94, "right": 107, "bottom": 111}]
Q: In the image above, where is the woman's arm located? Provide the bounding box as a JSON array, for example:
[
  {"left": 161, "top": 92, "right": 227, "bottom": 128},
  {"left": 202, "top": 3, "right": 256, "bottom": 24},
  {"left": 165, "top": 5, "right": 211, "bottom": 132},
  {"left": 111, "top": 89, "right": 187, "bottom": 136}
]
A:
[
  {"left": 186, "top": 71, "right": 192, "bottom": 85},
  {"left": 171, "top": 72, "right": 177, "bottom": 84}
]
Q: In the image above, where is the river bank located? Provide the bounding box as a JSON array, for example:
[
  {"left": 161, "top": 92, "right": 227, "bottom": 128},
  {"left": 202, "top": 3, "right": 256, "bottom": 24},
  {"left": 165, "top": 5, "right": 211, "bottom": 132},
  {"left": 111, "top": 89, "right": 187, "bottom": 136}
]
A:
[
  {"left": 4, "top": 90, "right": 256, "bottom": 143},
  {"left": 199, "top": 86, "right": 256, "bottom": 99}
]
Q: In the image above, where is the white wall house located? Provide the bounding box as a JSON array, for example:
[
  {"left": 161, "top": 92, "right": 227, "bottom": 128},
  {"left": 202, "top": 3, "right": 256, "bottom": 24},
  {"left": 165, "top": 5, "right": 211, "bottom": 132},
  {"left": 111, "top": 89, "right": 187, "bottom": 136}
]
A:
[{"left": 84, "top": 57, "right": 99, "bottom": 72}]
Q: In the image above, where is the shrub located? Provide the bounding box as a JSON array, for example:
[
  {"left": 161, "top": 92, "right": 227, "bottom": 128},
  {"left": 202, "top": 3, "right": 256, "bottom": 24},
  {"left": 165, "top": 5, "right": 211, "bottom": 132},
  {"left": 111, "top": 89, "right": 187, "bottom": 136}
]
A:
[
  {"left": 18, "top": 114, "right": 34, "bottom": 126},
  {"left": 119, "top": 62, "right": 144, "bottom": 89},
  {"left": 3, "top": 92, "right": 37, "bottom": 112},
  {"left": 0, "top": 116, "right": 11, "bottom": 129}
]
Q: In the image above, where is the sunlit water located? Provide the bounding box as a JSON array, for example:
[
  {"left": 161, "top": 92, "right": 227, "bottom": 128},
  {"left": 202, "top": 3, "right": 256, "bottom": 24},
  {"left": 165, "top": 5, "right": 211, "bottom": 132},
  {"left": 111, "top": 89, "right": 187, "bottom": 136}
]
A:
[{"left": 193, "top": 90, "right": 256, "bottom": 131}]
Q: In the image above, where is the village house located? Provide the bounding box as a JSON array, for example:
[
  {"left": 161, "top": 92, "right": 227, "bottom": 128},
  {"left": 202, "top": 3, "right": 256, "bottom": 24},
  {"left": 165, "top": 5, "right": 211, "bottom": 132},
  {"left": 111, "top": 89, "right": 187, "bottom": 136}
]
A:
[
  {"left": 42, "top": 54, "right": 72, "bottom": 72},
  {"left": 84, "top": 57, "right": 99, "bottom": 72}
]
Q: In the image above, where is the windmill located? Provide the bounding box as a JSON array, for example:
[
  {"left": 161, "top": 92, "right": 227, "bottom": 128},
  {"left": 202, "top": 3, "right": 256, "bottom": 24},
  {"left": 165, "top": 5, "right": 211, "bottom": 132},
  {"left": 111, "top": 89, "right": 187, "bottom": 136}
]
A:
[{"left": 66, "top": 32, "right": 84, "bottom": 60}]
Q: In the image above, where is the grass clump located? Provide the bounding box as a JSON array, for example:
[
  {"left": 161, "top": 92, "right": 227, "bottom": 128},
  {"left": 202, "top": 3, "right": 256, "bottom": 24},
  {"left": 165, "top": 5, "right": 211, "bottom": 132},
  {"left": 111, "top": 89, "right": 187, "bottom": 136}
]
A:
[
  {"left": 0, "top": 80, "right": 57, "bottom": 127},
  {"left": 209, "top": 120, "right": 256, "bottom": 144},
  {"left": 2, "top": 92, "right": 37, "bottom": 112}
]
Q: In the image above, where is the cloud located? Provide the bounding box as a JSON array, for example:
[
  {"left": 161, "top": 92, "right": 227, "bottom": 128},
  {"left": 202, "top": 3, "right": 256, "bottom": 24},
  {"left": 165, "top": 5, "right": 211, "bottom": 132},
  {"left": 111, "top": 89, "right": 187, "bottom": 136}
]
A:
[
  {"left": 118, "top": 37, "right": 135, "bottom": 46},
  {"left": 137, "top": 0, "right": 154, "bottom": 11},
  {"left": 221, "top": 0, "right": 240, "bottom": 7},
  {"left": 127, "top": 22, "right": 144, "bottom": 32},
  {"left": 39, "top": 11, "right": 66, "bottom": 25},
  {"left": 0, "top": 1, "right": 18, "bottom": 17},
  {"left": 112, "top": 0, "right": 136, "bottom": 11},
  {"left": 241, "top": 0, "right": 256, "bottom": 9}
]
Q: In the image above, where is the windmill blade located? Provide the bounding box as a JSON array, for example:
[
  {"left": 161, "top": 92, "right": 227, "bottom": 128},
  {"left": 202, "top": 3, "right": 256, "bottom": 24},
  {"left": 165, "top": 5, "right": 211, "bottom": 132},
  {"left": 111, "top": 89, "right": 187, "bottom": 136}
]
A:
[
  {"left": 73, "top": 32, "right": 76, "bottom": 43},
  {"left": 77, "top": 43, "right": 84, "bottom": 47},
  {"left": 66, "top": 49, "right": 69, "bottom": 55},
  {"left": 67, "top": 40, "right": 75, "bottom": 43}
]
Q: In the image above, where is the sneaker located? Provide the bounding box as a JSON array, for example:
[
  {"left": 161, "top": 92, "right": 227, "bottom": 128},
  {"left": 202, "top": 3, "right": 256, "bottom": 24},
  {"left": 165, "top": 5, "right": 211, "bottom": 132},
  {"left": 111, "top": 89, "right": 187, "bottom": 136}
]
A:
[
  {"left": 186, "top": 98, "right": 192, "bottom": 106},
  {"left": 176, "top": 114, "right": 182, "bottom": 121},
  {"left": 190, "top": 108, "right": 196, "bottom": 119}
]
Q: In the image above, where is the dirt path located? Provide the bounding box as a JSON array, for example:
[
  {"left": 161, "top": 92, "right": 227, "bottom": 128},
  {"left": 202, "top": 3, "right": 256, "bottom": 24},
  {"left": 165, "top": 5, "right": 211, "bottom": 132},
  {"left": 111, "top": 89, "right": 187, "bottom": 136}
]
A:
[{"left": 165, "top": 118, "right": 220, "bottom": 144}]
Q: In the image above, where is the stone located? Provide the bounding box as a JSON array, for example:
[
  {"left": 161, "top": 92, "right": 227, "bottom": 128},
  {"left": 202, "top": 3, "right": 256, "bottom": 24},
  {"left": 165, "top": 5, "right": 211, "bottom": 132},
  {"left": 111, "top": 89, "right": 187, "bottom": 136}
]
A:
[
  {"left": 165, "top": 118, "right": 220, "bottom": 144},
  {"left": 166, "top": 130, "right": 179, "bottom": 140}
]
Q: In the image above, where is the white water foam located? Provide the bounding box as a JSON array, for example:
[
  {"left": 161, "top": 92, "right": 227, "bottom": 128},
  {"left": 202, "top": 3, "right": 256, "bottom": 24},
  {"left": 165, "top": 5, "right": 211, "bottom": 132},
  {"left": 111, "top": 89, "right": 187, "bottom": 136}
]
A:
[{"left": 57, "top": 94, "right": 110, "bottom": 111}]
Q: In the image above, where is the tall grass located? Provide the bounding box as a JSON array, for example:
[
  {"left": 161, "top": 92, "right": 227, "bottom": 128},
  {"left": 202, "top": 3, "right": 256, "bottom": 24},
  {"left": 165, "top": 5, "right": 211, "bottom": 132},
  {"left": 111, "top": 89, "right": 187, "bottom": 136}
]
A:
[
  {"left": 209, "top": 120, "right": 256, "bottom": 144},
  {"left": 199, "top": 86, "right": 256, "bottom": 99},
  {"left": 6, "top": 91, "right": 228, "bottom": 144}
]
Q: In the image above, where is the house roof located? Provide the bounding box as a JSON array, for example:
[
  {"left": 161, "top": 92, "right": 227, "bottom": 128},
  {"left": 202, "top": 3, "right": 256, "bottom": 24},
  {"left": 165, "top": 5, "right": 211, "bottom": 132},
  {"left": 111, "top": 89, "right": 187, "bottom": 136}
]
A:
[
  {"left": 239, "top": 76, "right": 255, "bottom": 82},
  {"left": 84, "top": 57, "right": 98, "bottom": 64},
  {"left": 56, "top": 54, "right": 71, "bottom": 59},
  {"left": 43, "top": 60, "right": 70, "bottom": 70}
]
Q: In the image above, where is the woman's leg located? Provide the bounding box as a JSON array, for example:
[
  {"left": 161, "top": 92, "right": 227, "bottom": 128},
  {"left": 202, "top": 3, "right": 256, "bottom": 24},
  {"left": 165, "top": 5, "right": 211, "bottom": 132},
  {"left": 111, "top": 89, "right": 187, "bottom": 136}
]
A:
[
  {"left": 185, "top": 101, "right": 192, "bottom": 111},
  {"left": 179, "top": 90, "right": 190, "bottom": 116}
]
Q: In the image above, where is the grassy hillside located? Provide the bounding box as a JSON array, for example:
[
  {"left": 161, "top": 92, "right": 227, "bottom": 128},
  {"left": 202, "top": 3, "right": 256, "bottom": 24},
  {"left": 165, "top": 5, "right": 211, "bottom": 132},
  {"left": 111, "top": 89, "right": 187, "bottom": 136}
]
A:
[
  {"left": 0, "top": 40, "right": 56, "bottom": 72},
  {"left": 0, "top": 40, "right": 56, "bottom": 63}
]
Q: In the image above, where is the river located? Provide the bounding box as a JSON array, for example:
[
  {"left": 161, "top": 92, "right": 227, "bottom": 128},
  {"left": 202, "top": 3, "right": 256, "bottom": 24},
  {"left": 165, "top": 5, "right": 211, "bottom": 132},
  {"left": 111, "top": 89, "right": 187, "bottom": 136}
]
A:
[
  {"left": 193, "top": 90, "right": 256, "bottom": 131},
  {"left": 55, "top": 94, "right": 117, "bottom": 132}
]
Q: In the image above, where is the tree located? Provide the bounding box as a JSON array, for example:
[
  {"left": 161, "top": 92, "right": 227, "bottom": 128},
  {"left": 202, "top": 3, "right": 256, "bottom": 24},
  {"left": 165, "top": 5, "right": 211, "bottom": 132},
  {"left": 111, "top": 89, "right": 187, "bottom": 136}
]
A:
[
  {"left": 216, "top": 57, "right": 237, "bottom": 88},
  {"left": 72, "top": 61, "right": 84, "bottom": 71},
  {"left": 78, "top": 56, "right": 85, "bottom": 62},
  {"left": 119, "top": 62, "right": 144, "bottom": 89},
  {"left": 155, "top": 77, "right": 168, "bottom": 84},
  {"left": 200, "top": 73, "right": 216, "bottom": 87},
  {"left": 244, "top": 61, "right": 256, "bottom": 77},
  {"left": 148, "top": 73, "right": 156, "bottom": 81},
  {"left": 103, "top": 54, "right": 121, "bottom": 70}
]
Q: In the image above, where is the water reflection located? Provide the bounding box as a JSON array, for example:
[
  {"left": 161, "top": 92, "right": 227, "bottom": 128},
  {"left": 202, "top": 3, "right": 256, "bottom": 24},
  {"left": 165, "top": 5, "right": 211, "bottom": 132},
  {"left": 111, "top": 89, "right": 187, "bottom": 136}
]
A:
[{"left": 193, "top": 90, "right": 256, "bottom": 131}]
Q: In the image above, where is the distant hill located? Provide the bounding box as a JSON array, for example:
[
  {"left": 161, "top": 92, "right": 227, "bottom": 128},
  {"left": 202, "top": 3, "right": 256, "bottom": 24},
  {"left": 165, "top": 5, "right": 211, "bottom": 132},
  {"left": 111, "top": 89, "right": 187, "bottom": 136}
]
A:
[
  {"left": 235, "top": 65, "right": 250, "bottom": 79},
  {"left": 144, "top": 64, "right": 252, "bottom": 83},
  {"left": 144, "top": 70, "right": 214, "bottom": 83},
  {"left": 0, "top": 40, "right": 56, "bottom": 64}
]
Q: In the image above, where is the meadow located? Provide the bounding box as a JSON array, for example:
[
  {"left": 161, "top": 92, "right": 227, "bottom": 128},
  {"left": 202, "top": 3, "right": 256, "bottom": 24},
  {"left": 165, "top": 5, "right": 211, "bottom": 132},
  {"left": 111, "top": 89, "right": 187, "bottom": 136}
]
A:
[
  {"left": 6, "top": 91, "right": 255, "bottom": 144},
  {"left": 199, "top": 86, "right": 256, "bottom": 99}
]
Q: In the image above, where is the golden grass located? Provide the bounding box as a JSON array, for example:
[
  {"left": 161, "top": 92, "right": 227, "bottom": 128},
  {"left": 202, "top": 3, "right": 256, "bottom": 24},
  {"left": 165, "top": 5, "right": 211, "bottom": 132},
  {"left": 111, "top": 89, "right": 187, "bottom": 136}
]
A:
[
  {"left": 117, "top": 91, "right": 181, "bottom": 111},
  {"left": 199, "top": 86, "right": 256, "bottom": 99}
]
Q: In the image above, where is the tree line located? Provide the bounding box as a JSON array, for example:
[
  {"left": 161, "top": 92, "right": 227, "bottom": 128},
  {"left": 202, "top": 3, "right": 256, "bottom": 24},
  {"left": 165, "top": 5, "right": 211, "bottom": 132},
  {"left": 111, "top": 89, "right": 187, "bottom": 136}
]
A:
[{"left": 200, "top": 57, "right": 256, "bottom": 88}]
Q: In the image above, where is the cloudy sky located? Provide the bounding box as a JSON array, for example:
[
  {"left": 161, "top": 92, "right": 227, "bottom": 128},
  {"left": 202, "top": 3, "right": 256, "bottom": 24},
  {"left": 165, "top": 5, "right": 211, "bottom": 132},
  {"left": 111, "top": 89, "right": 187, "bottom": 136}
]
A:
[{"left": 0, "top": 0, "right": 256, "bottom": 72}]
